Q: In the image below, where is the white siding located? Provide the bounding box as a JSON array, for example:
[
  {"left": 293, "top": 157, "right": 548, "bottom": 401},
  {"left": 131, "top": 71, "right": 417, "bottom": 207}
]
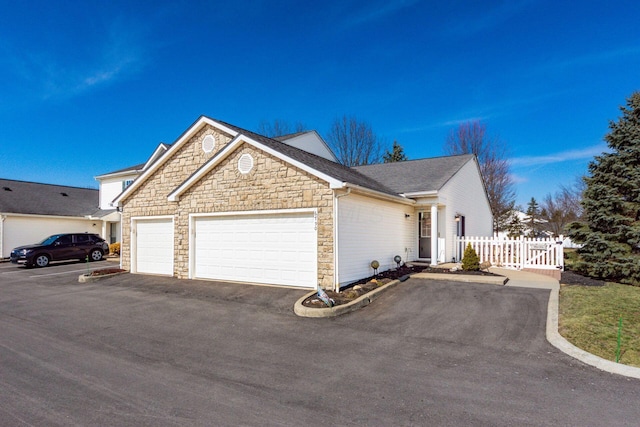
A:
[
  {"left": 337, "top": 194, "right": 415, "bottom": 286},
  {"left": 280, "top": 132, "right": 337, "bottom": 162},
  {"left": 438, "top": 160, "right": 493, "bottom": 261},
  {"left": 98, "top": 174, "right": 138, "bottom": 210},
  {"left": 1, "top": 215, "right": 98, "bottom": 258}
]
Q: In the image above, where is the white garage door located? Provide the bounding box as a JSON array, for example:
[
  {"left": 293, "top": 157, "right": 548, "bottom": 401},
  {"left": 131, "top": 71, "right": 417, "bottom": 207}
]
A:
[
  {"left": 135, "top": 218, "right": 173, "bottom": 276},
  {"left": 193, "top": 212, "right": 317, "bottom": 288}
]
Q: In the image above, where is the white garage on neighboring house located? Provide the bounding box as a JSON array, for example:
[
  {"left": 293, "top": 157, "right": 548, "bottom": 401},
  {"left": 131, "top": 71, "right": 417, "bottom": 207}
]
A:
[
  {"left": 0, "top": 179, "right": 110, "bottom": 259},
  {"left": 111, "top": 116, "right": 493, "bottom": 290}
]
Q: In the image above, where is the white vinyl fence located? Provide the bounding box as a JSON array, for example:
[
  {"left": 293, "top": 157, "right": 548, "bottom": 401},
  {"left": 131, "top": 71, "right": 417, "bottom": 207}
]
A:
[{"left": 454, "top": 235, "right": 564, "bottom": 271}]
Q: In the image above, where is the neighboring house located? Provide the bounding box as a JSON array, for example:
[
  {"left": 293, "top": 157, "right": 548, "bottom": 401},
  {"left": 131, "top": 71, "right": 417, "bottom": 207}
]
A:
[
  {"left": 0, "top": 179, "right": 106, "bottom": 258},
  {"left": 110, "top": 116, "right": 492, "bottom": 290}
]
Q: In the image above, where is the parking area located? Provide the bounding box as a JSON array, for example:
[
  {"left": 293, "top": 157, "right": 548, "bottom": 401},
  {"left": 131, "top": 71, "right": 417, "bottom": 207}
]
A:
[{"left": 1, "top": 267, "right": 639, "bottom": 426}]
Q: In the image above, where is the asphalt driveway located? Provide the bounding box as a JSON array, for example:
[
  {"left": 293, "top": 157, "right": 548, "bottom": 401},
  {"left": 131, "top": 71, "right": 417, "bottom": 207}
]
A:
[{"left": 1, "top": 261, "right": 639, "bottom": 426}]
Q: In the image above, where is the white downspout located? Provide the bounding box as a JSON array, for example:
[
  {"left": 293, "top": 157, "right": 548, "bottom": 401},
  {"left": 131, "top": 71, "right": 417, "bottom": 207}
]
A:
[
  {"left": 333, "top": 188, "right": 351, "bottom": 292},
  {"left": 118, "top": 209, "right": 123, "bottom": 269},
  {"left": 430, "top": 204, "right": 438, "bottom": 266}
]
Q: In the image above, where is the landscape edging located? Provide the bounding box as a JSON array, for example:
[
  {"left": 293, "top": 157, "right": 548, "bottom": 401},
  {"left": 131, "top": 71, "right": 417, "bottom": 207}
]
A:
[
  {"left": 78, "top": 271, "right": 128, "bottom": 283},
  {"left": 294, "top": 278, "right": 402, "bottom": 318}
]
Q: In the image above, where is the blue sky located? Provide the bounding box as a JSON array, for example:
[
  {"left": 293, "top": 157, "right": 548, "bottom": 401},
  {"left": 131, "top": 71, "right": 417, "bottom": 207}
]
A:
[{"left": 1, "top": 0, "right": 638, "bottom": 207}]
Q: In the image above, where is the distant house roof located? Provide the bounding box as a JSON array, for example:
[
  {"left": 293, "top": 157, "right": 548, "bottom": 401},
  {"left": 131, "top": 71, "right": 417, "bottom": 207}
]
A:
[
  {"left": 353, "top": 154, "right": 476, "bottom": 194},
  {"left": 0, "top": 178, "right": 99, "bottom": 217}
]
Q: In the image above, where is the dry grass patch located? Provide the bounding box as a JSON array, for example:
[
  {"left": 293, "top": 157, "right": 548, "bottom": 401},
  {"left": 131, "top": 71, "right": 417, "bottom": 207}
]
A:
[{"left": 559, "top": 283, "right": 640, "bottom": 367}]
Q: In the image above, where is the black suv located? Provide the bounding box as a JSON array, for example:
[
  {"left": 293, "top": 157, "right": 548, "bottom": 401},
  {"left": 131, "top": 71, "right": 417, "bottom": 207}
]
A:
[{"left": 10, "top": 233, "right": 110, "bottom": 268}]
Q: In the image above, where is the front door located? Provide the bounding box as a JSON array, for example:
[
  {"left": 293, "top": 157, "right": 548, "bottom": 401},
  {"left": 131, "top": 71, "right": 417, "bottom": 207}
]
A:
[{"left": 419, "top": 211, "right": 431, "bottom": 259}]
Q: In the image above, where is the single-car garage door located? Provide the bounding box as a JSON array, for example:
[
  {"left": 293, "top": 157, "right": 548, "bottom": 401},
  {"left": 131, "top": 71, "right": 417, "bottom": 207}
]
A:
[
  {"left": 134, "top": 218, "right": 174, "bottom": 276},
  {"left": 193, "top": 212, "right": 317, "bottom": 288}
]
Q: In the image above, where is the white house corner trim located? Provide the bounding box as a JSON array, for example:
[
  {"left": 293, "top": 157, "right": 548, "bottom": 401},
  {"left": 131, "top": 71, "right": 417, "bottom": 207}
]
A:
[{"left": 430, "top": 204, "right": 438, "bottom": 266}]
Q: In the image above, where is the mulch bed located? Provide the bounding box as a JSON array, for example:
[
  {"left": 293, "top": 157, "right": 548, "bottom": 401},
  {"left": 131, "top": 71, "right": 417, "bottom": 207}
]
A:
[
  {"left": 560, "top": 270, "right": 606, "bottom": 287},
  {"left": 302, "top": 264, "right": 501, "bottom": 308}
]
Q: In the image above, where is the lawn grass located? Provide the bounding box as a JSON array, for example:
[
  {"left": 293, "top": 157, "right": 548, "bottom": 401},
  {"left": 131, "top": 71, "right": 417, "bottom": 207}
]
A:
[{"left": 559, "top": 283, "right": 640, "bottom": 367}]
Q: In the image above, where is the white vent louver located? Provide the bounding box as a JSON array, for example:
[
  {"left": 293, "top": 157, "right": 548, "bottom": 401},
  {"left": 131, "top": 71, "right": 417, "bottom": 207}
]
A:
[
  {"left": 202, "top": 135, "right": 215, "bottom": 153},
  {"left": 238, "top": 154, "right": 254, "bottom": 174}
]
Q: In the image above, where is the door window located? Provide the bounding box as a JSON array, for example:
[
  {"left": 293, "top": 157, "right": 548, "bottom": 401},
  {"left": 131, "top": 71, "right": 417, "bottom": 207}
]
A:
[{"left": 420, "top": 212, "right": 431, "bottom": 238}]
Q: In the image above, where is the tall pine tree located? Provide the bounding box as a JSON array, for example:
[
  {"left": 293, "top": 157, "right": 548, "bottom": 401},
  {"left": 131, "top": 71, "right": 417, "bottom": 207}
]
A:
[{"left": 568, "top": 92, "right": 640, "bottom": 285}]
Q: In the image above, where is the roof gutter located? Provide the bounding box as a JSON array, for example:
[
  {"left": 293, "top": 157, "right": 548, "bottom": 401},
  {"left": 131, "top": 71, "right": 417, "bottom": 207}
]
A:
[
  {"left": 339, "top": 183, "right": 416, "bottom": 206},
  {"left": 402, "top": 190, "right": 438, "bottom": 198}
]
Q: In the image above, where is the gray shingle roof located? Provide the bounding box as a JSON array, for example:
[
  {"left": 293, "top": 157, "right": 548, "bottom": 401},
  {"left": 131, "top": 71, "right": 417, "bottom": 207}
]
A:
[
  {"left": 353, "top": 154, "right": 476, "bottom": 194},
  {"left": 0, "top": 178, "right": 99, "bottom": 217},
  {"left": 212, "top": 118, "right": 399, "bottom": 195}
]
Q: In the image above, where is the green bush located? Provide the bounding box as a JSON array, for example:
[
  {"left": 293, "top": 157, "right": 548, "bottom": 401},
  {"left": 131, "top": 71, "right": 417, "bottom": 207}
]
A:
[
  {"left": 109, "top": 242, "right": 121, "bottom": 255},
  {"left": 462, "top": 243, "right": 480, "bottom": 271}
]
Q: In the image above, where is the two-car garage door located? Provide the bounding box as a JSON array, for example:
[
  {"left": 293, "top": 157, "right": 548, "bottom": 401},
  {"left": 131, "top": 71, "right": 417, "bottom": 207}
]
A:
[
  {"left": 132, "top": 212, "right": 317, "bottom": 288},
  {"left": 192, "top": 212, "right": 317, "bottom": 288}
]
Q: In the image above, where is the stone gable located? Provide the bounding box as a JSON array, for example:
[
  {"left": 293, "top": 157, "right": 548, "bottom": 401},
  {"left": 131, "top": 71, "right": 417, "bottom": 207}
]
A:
[
  {"left": 120, "top": 124, "right": 233, "bottom": 267},
  {"left": 121, "top": 134, "right": 335, "bottom": 289}
]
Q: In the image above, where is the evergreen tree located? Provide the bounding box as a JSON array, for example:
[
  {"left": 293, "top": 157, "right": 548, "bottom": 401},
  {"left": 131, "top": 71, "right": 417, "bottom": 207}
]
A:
[
  {"left": 567, "top": 92, "right": 640, "bottom": 285},
  {"left": 525, "top": 197, "right": 542, "bottom": 237},
  {"left": 383, "top": 140, "right": 408, "bottom": 163},
  {"left": 461, "top": 243, "right": 480, "bottom": 271},
  {"left": 506, "top": 211, "right": 525, "bottom": 238}
]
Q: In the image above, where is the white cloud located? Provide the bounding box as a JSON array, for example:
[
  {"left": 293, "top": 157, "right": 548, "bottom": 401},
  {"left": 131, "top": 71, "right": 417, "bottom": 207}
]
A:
[{"left": 510, "top": 144, "right": 607, "bottom": 167}]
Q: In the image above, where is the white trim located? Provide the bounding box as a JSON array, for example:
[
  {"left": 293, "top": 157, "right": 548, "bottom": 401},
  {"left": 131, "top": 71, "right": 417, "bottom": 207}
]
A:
[
  {"left": 168, "top": 134, "right": 344, "bottom": 202},
  {"left": 189, "top": 207, "right": 317, "bottom": 219},
  {"left": 94, "top": 168, "right": 143, "bottom": 180},
  {"left": 114, "top": 116, "right": 240, "bottom": 206},
  {"left": 142, "top": 143, "right": 171, "bottom": 171},
  {"left": 0, "top": 214, "right": 5, "bottom": 259},
  {"left": 130, "top": 215, "right": 174, "bottom": 275},
  {"left": 343, "top": 183, "right": 416, "bottom": 206},
  {"left": 0, "top": 212, "right": 96, "bottom": 221},
  {"left": 402, "top": 190, "right": 438, "bottom": 198},
  {"left": 333, "top": 189, "right": 352, "bottom": 291},
  {"left": 430, "top": 204, "right": 438, "bottom": 266}
]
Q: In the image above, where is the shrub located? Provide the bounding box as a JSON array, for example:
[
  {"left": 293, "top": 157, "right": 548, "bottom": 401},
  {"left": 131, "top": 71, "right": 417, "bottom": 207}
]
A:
[
  {"left": 109, "top": 242, "right": 121, "bottom": 255},
  {"left": 462, "top": 243, "right": 480, "bottom": 271}
]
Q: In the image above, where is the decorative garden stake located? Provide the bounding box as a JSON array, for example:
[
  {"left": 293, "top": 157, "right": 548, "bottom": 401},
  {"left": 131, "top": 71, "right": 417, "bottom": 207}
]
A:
[
  {"left": 317, "top": 288, "right": 334, "bottom": 307},
  {"left": 370, "top": 260, "right": 379, "bottom": 276},
  {"left": 394, "top": 255, "right": 402, "bottom": 269}
]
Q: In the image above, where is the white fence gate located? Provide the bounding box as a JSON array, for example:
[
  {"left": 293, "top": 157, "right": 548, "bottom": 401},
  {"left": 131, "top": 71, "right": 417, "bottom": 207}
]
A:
[{"left": 454, "top": 235, "right": 564, "bottom": 272}]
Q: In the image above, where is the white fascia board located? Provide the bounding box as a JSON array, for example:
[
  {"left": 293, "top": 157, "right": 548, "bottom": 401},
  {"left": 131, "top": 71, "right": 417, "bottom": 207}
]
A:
[
  {"left": 345, "top": 183, "right": 416, "bottom": 206},
  {"left": 142, "top": 144, "right": 170, "bottom": 171},
  {"left": 402, "top": 190, "right": 438, "bottom": 198},
  {"left": 1, "top": 212, "right": 94, "bottom": 220},
  {"left": 94, "top": 168, "right": 143, "bottom": 180},
  {"left": 168, "top": 135, "right": 343, "bottom": 202},
  {"left": 113, "top": 116, "right": 239, "bottom": 206}
]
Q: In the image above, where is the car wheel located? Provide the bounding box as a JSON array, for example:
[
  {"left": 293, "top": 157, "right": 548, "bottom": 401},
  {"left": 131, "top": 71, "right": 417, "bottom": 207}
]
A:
[
  {"left": 34, "top": 254, "right": 50, "bottom": 267},
  {"left": 90, "top": 249, "right": 103, "bottom": 261}
]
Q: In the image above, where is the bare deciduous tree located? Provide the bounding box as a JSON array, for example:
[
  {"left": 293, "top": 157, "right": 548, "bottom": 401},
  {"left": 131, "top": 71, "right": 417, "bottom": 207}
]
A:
[
  {"left": 541, "top": 179, "right": 585, "bottom": 236},
  {"left": 444, "top": 121, "right": 516, "bottom": 234},
  {"left": 257, "top": 119, "right": 306, "bottom": 138},
  {"left": 327, "top": 115, "right": 382, "bottom": 166}
]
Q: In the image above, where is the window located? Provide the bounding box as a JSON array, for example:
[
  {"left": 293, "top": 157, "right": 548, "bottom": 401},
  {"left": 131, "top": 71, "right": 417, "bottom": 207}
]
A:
[{"left": 122, "top": 179, "right": 134, "bottom": 191}]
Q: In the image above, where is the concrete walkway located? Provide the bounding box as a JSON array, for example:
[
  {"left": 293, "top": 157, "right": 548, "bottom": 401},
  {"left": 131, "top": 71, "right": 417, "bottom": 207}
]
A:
[{"left": 491, "top": 267, "right": 640, "bottom": 379}]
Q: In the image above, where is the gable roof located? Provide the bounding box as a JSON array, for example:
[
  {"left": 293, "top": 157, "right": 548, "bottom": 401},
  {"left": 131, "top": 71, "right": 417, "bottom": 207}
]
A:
[
  {"left": 0, "top": 178, "right": 99, "bottom": 217},
  {"left": 116, "top": 116, "right": 402, "bottom": 206},
  {"left": 353, "top": 154, "right": 476, "bottom": 195}
]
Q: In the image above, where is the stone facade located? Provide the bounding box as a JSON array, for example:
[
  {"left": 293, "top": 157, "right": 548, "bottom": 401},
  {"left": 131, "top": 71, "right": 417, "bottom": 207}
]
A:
[{"left": 120, "top": 123, "right": 335, "bottom": 288}]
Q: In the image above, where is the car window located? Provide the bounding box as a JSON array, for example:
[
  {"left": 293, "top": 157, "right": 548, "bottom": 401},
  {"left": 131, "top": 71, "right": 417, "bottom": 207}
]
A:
[
  {"left": 39, "top": 235, "right": 61, "bottom": 245},
  {"left": 57, "top": 235, "right": 72, "bottom": 245},
  {"left": 75, "top": 234, "right": 91, "bottom": 243}
]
